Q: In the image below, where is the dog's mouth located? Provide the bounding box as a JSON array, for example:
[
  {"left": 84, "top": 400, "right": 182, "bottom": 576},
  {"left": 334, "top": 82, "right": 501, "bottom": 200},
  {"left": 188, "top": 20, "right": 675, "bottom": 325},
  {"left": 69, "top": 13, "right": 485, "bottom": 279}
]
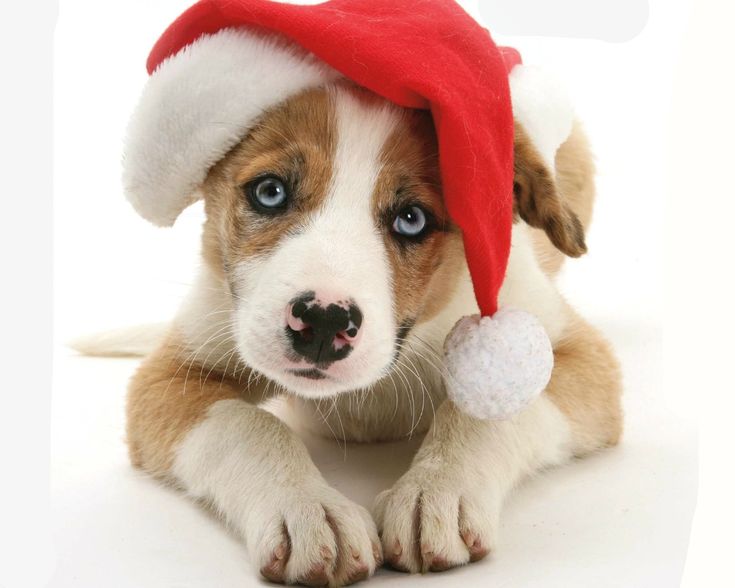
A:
[
  {"left": 287, "top": 368, "right": 328, "bottom": 381},
  {"left": 272, "top": 319, "right": 415, "bottom": 388},
  {"left": 236, "top": 311, "right": 415, "bottom": 398}
]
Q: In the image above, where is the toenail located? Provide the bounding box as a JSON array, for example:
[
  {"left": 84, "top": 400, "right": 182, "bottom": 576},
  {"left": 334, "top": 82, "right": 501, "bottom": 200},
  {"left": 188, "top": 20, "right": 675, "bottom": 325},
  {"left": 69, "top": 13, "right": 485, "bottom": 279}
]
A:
[
  {"left": 372, "top": 543, "right": 383, "bottom": 565},
  {"left": 348, "top": 563, "right": 370, "bottom": 583},
  {"left": 429, "top": 555, "right": 452, "bottom": 572},
  {"left": 302, "top": 563, "right": 329, "bottom": 586},
  {"left": 260, "top": 561, "right": 285, "bottom": 583},
  {"left": 469, "top": 544, "right": 490, "bottom": 562}
]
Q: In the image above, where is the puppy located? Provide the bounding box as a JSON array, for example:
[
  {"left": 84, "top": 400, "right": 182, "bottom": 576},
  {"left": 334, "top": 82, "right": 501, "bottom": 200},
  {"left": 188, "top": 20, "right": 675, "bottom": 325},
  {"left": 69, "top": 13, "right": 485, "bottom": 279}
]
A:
[{"left": 125, "top": 82, "right": 622, "bottom": 586}]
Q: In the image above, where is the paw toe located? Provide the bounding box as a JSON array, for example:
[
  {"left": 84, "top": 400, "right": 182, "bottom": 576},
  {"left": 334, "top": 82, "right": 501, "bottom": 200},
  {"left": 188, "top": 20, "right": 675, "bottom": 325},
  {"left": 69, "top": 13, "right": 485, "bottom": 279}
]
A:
[
  {"left": 426, "top": 554, "right": 452, "bottom": 573},
  {"left": 375, "top": 476, "right": 499, "bottom": 575},
  {"left": 371, "top": 541, "right": 383, "bottom": 567},
  {"left": 260, "top": 541, "right": 290, "bottom": 583},
  {"left": 462, "top": 531, "right": 490, "bottom": 563},
  {"left": 345, "top": 561, "right": 370, "bottom": 584},
  {"left": 384, "top": 540, "right": 412, "bottom": 572},
  {"left": 299, "top": 562, "right": 330, "bottom": 586}
]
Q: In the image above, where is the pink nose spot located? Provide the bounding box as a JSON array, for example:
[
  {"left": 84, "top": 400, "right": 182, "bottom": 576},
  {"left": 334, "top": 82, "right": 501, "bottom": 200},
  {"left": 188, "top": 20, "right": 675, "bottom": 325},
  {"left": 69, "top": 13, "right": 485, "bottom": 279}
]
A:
[
  {"left": 333, "top": 326, "right": 359, "bottom": 350},
  {"left": 286, "top": 310, "right": 307, "bottom": 333}
]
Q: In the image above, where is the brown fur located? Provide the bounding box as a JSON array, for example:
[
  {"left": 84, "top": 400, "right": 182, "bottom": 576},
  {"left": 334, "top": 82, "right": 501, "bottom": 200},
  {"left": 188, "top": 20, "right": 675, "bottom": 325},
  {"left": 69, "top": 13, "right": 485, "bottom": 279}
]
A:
[
  {"left": 126, "top": 333, "right": 266, "bottom": 477},
  {"left": 200, "top": 88, "right": 336, "bottom": 276},
  {"left": 372, "top": 106, "right": 466, "bottom": 328},
  {"left": 531, "top": 121, "right": 597, "bottom": 276},
  {"left": 546, "top": 311, "right": 623, "bottom": 454},
  {"left": 521, "top": 121, "right": 622, "bottom": 452},
  {"left": 514, "top": 122, "right": 588, "bottom": 260}
]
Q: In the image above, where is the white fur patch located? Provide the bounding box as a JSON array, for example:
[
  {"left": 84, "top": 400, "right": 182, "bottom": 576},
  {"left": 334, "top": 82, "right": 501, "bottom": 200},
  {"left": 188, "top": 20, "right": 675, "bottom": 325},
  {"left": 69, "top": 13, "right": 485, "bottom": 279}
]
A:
[
  {"left": 232, "top": 87, "right": 401, "bottom": 396},
  {"left": 172, "top": 399, "right": 318, "bottom": 553},
  {"left": 499, "top": 223, "right": 569, "bottom": 342},
  {"left": 173, "top": 264, "right": 239, "bottom": 372},
  {"left": 173, "top": 399, "right": 380, "bottom": 582},
  {"left": 123, "top": 28, "right": 338, "bottom": 226}
]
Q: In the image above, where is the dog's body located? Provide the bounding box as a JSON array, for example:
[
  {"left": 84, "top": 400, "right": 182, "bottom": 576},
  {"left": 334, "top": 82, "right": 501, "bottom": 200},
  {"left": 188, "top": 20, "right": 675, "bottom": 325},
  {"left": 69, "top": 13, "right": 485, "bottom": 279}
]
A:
[{"left": 125, "top": 83, "right": 622, "bottom": 586}]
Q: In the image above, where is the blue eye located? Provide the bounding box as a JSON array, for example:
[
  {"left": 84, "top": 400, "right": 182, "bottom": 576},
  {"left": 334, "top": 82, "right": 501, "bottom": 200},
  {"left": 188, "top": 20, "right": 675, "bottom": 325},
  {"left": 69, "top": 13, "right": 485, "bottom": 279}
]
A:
[
  {"left": 392, "top": 205, "right": 428, "bottom": 237},
  {"left": 248, "top": 176, "right": 288, "bottom": 212}
]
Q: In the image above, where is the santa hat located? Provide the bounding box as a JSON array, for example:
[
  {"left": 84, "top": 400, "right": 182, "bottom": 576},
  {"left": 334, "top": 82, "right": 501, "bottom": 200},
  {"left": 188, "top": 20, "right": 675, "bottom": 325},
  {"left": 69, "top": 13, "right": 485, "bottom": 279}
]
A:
[{"left": 124, "top": 0, "right": 574, "bottom": 420}]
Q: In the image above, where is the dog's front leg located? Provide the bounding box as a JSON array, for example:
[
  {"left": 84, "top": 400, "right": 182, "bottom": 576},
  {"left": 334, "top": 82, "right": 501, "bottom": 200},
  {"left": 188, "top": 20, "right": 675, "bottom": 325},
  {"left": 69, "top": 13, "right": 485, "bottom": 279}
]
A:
[
  {"left": 374, "top": 395, "right": 573, "bottom": 572},
  {"left": 375, "top": 315, "right": 622, "bottom": 573},
  {"left": 127, "top": 338, "right": 381, "bottom": 586}
]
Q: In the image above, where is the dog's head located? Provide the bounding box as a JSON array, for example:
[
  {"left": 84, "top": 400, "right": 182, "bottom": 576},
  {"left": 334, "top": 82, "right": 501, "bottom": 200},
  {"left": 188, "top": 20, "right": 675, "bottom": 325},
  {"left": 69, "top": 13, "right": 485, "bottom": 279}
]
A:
[{"left": 186, "top": 83, "right": 585, "bottom": 398}]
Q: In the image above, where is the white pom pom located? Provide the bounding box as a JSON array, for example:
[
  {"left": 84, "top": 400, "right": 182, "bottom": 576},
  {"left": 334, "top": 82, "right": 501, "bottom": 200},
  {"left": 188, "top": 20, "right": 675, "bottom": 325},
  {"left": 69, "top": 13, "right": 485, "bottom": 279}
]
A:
[{"left": 443, "top": 308, "right": 553, "bottom": 420}]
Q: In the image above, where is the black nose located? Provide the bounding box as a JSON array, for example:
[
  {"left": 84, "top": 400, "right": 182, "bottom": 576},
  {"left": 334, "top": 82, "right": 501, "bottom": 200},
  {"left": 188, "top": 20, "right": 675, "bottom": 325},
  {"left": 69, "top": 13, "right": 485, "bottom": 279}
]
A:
[{"left": 285, "top": 292, "right": 363, "bottom": 366}]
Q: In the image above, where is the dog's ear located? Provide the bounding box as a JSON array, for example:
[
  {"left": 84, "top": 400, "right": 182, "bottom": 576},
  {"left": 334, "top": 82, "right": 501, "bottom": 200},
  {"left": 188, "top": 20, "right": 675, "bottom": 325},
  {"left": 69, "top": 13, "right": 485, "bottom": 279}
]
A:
[{"left": 513, "top": 122, "right": 587, "bottom": 257}]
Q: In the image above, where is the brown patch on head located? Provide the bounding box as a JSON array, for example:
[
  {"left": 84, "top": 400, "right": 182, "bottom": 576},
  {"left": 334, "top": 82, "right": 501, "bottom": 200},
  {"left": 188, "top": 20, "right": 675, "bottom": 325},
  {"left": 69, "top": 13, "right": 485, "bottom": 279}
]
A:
[
  {"left": 199, "top": 87, "right": 336, "bottom": 276},
  {"left": 372, "top": 109, "right": 465, "bottom": 332},
  {"left": 513, "top": 122, "right": 587, "bottom": 258}
]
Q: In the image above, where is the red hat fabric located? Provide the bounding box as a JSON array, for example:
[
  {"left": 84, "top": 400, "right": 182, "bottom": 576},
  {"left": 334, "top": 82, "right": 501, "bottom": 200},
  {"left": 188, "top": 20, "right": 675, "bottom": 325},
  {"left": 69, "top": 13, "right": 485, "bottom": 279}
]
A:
[{"left": 145, "top": 0, "right": 518, "bottom": 318}]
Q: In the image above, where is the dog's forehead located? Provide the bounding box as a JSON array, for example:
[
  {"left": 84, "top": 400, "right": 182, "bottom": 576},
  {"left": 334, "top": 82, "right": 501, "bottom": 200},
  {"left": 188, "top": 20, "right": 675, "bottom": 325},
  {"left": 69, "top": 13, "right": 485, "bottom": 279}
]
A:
[
  {"left": 231, "top": 83, "right": 438, "bottom": 196},
  {"left": 325, "top": 86, "right": 404, "bottom": 214}
]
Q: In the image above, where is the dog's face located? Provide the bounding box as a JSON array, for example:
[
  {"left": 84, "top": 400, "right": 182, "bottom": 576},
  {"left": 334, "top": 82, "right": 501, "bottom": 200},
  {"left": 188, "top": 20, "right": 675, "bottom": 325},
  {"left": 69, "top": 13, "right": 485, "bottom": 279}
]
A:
[
  {"left": 199, "top": 83, "right": 586, "bottom": 399},
  {"left": 201, "top": 84, "right": 465, "bottom": 397}
]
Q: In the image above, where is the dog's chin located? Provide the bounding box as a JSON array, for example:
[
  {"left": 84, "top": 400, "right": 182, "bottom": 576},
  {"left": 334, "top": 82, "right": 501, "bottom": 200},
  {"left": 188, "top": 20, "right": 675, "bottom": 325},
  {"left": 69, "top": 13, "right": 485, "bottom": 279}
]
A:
[
  {"left": 238, "top": 347, "right": 390, "bottom": 399},
  {"left": 270, "top": 362, "right": 391, "bottom": 398},
  {"left": 271, "top": 372, "right": 365, "bottom": 398}
]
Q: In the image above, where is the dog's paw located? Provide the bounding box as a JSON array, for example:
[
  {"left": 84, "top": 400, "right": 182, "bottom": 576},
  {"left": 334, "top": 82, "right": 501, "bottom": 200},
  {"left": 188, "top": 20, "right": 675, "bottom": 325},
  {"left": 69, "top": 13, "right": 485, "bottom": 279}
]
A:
[
  {"left": 253, "top": 482, "right": 382, "bottom": 586},
  {"left": 373, "top": 466, "right": 497, "bottom": 573}
]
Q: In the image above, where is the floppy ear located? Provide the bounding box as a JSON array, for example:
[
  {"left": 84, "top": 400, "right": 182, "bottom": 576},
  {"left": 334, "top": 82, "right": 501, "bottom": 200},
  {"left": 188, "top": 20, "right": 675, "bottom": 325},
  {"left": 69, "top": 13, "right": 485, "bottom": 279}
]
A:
[
  {"left": 513, "top": 122, "right": 587, "bottom": 257},
  {"left": 508, "top": 63, "right": 586, "bottom": 257}
]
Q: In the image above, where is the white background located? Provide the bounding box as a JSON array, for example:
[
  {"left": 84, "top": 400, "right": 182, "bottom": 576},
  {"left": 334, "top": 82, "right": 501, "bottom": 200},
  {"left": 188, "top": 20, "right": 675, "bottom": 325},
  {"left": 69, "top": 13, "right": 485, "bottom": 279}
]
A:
[{"left": 0, "top": 0, "right": 728, "bottom": 586}]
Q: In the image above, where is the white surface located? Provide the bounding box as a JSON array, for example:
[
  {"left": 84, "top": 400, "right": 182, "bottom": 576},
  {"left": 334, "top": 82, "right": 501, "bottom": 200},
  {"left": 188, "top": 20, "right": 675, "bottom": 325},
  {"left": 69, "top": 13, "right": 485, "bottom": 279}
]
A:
[{"left": 51, "top": 1, "right": 695, "bottom": 586}]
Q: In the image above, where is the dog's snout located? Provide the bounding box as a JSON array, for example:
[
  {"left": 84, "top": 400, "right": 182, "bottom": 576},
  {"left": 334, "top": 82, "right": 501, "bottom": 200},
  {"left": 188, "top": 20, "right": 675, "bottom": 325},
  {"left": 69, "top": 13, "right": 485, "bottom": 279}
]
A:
[{"left": 286, "top": 291, "right": 363, "bottom": 365}]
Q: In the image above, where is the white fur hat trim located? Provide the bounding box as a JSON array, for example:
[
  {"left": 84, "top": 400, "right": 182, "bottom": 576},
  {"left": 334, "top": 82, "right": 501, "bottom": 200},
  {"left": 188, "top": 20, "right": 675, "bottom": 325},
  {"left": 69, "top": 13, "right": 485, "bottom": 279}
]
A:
[
  {"left": 509, "top": 64, "right": 575, "bottom": 171},
  {"left": 443, "top": 309, "right": 554, "bottom": 420},
  {"left": 123, "top": 28, "right": 338, "bottom": 226}
]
